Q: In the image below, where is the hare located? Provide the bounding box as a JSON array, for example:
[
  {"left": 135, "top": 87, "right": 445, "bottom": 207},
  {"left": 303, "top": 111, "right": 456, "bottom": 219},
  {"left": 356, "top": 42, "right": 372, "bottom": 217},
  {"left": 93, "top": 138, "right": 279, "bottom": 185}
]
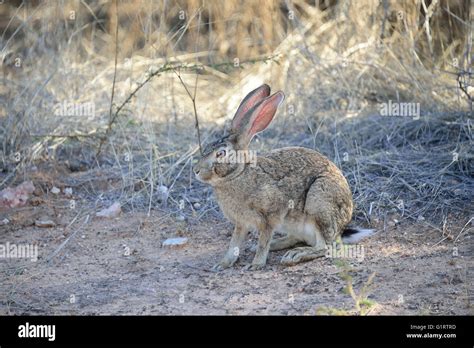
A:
[{"left": 193, "top": 84, "right": 372, "bottom": 270}]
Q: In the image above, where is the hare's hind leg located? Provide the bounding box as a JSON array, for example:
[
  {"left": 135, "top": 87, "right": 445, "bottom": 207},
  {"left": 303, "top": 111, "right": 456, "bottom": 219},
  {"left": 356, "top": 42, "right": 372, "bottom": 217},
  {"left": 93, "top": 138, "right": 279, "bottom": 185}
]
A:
[
  {"left": 270, "top": 219, "right": 305, "bottom": 251},
  {"left": 270, "top": 221, "right": 302, "bottom": 251},
  {"left": 280, "top": 219, "right": 327, "bottom": 266},
  {"left": 280, "top": 246, "right": 326, "bottom": 265},
  {"left": 270, "top": 235, "right": 299, "bottom": 251},
  {"left": 280, "top": 177, "right": 352, "bottom": 266}
]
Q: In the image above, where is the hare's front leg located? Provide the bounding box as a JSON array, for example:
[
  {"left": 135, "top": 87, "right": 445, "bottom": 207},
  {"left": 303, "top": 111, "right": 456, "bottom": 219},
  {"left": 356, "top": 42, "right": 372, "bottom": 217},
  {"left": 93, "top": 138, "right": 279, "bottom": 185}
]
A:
[
  {"left": 212, "top": 224, "right": 247, "bottom": 271},
  {"left": 245, "top": 222, "right": 275, "bottom": 270}
]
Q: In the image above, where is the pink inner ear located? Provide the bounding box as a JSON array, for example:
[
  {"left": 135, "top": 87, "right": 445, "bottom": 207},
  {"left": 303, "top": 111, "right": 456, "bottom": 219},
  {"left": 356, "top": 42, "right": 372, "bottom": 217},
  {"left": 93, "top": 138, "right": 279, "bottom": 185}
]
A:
[
  {"left": 238, "top": 89, "right": 267, "bottom": 117},
  {"left": 232, "top": 85, "right": 270, "bottom": 130},
  {"left": 249, "top": 92, "right": 284, "bottom": 136}
]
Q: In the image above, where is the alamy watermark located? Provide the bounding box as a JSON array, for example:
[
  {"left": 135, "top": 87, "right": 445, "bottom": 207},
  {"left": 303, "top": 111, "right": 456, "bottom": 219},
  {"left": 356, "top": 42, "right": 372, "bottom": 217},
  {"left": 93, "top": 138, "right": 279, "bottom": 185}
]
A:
[
  {"left": 0, "top": 242, "right": 38, "bottom": 262},
  {"left": 53, "top": 101, "right": 95, "bottom": 118},
  {"left": 216, "top": 149, "right": 257, "bottom": 167},
  {"left": 379, "top": 100, "right": 420, "bottom": 119},
  {"left": 325, "top": 242, "right": 365, "bottom": 261}
]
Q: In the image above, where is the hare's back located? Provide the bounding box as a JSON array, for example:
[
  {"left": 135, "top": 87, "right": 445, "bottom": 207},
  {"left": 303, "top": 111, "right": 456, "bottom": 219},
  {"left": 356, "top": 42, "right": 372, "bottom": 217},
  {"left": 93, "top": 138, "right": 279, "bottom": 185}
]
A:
[
  {"left": 259, "top": 146, "right": 351, "bottom": 195},
  {"left": 262, "top": 146, "right": 337, "bottom": 176}
]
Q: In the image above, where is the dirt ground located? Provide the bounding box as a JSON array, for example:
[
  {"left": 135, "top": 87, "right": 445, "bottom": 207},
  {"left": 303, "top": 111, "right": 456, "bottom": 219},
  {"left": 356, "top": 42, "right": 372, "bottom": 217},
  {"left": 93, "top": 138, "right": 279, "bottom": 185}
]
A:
[{"left": 1, "top": 191, "right": 472, "bottom": 315}]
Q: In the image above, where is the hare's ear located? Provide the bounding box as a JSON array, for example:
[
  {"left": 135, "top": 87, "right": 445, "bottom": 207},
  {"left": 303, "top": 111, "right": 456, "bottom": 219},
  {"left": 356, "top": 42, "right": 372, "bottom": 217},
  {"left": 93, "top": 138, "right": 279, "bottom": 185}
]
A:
[
  {"left": 231, "top": 84, "right": 271, "bottom": 132},
  {"left": 235, "top": 91, "right": 285, "bottom": 147}
]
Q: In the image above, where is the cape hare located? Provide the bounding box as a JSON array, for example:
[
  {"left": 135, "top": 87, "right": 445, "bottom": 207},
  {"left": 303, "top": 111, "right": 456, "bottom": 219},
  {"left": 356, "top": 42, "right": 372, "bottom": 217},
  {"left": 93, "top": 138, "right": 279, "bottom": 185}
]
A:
[{"left": 193, "top": 84, "right": 372, "bottom": 270}]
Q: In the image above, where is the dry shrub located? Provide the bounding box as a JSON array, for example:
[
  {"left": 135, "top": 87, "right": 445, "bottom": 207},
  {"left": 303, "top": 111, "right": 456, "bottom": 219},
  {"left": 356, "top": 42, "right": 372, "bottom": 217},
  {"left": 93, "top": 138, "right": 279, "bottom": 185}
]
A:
[{"left": 0, "top": 0, "right": 472, "bottom": 226}]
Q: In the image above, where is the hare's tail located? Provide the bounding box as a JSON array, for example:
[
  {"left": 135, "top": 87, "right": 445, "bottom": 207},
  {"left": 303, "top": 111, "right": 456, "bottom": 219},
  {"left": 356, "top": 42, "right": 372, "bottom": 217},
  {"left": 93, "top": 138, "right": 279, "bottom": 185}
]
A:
[{"left": 341, "top": 227, "right": 374, "bottom": 244}]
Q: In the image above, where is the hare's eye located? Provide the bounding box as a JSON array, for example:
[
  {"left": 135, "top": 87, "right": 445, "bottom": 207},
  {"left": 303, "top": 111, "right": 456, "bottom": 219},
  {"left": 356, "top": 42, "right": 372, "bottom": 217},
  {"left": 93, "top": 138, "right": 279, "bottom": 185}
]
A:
[{"left": 216, "top": 149, "right": 226, "bottom": 158}]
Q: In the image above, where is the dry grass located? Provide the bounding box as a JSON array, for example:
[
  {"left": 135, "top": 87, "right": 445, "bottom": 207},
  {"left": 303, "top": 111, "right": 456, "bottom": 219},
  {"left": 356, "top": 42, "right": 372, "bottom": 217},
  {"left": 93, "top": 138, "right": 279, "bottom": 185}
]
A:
[{"left": 0, "top": 0, "right": 472, "bottom": 231}]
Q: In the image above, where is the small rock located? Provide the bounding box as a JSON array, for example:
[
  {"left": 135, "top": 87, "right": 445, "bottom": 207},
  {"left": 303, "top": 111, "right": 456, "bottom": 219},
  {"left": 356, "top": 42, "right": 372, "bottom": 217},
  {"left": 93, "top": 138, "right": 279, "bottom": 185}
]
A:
[
  {"left": 51, "top": 187, "right": 60, "bottom": 195},
  {"left": 193, "top": 202, "right": 201, "bottom": 209},
  {"left": 35, "top": 219, "right": 56, "bottom": 228},
  {"left": 162, "top": 237, "right": 188, "bottom": 248},
  {"left": 158, "top": 185, "right": 169, "bottom": 200},
  {"left": 176, "top": 214, "right": 186, "bottom": 222},
  {"left": 96, "top": 202, "right": 121, "bottom": 218},
  {"left": 64, "top": 187, "right": 73, "bottom": 197},
  {"left": 0, "top": 218, "right": 9, "bottom": 225}
]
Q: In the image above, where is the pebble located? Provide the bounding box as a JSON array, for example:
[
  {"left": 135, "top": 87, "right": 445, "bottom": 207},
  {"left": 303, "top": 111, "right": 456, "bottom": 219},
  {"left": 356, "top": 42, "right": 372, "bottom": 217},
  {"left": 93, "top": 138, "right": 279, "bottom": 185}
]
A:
[
  {"left": 162, "top": 237, "right": 188, "bottom": 248},
  {"left": 158, "top": 185, "right": 169, "bottom": 200},
  {"left": 35, "top": 219, "right": 56, "bottom": 228}
]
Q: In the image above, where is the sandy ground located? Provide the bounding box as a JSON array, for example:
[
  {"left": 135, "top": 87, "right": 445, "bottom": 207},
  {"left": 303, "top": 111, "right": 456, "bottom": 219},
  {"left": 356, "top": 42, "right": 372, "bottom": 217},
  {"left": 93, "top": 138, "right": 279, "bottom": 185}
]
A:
[{"left": 1, "top": 194, "right": 472, "bottom": 316}]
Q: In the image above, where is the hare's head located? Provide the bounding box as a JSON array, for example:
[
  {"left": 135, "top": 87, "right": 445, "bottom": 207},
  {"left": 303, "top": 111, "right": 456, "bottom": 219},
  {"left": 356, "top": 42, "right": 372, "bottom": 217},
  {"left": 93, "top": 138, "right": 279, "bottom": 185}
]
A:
[{"left": 193, "top": 84, "right": 285, "bottom": 186}]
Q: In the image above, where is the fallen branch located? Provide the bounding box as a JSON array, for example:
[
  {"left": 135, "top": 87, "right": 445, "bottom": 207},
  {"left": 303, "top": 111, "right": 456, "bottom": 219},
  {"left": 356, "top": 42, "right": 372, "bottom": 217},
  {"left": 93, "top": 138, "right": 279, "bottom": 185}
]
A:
[{"left": 94, "top": 55, "right": 279, "bottom": 158}]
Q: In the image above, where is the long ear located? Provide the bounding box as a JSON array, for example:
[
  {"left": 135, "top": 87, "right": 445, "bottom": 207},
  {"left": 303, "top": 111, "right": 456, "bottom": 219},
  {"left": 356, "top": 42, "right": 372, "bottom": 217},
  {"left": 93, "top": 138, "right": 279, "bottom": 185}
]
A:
[
  {"left": 231, "top": 84, "right": 271, "bottom": 132},
  {"left": 234, "top": 91, "right": 285, "bottom": 147}
]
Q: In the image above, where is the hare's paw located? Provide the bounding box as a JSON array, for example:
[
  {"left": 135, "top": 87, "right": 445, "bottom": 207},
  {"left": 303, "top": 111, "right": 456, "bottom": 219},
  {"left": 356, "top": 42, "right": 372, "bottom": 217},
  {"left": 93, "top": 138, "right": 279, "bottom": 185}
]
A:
[
  {"left": 211, "top": 257, "right": 236, "bottom": 271},
  {"left": 281, "top": 247, "right": 326, "bottom": 266},
  {"left": 243, "top": 261, "right": 266, "bottom": 271}
]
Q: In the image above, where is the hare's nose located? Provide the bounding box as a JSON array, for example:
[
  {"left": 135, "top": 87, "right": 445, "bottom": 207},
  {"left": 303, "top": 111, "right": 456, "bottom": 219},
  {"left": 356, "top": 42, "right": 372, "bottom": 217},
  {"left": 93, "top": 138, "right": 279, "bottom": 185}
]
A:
[{"left": 193, "top": 166, "right": 200, "bottom": 175}]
